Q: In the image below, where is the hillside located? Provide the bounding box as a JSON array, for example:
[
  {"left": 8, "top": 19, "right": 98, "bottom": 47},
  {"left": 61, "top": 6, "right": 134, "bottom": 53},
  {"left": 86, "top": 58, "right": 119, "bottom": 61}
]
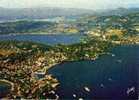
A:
[
  {"left": 0, "top": 11, "right": 139, "bottom": 36},
  {"left": 0, "top": 7, "right": 139, "bottom": 21},
  {"left": 0, "top": 7, "right": 94, "bottom": 21}
]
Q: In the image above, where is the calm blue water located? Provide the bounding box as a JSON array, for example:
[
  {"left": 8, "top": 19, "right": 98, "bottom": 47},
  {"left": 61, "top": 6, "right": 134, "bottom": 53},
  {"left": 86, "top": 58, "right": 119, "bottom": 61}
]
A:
[
  {"left": 48, "top": 45, "right": 139, "bottom": 99},
  {"left": 0, "top": 34, "right": 85, "bottom": 45},
  {"left": 0, "top": 81, "right": 11, "bottom": 98}
]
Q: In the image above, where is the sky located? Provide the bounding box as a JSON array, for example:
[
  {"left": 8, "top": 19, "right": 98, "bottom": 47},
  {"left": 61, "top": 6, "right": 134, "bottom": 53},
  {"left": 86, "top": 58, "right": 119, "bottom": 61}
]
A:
[{"left": 0, "top": 0, "right": 139, "bottom": 9}]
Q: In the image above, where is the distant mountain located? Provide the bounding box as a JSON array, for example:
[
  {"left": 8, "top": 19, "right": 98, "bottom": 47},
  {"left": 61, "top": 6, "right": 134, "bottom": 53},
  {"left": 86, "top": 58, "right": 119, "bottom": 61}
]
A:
[
  {"left": 0, "top": 7, "right": 94, "bottom": 21},
  {"left": 98, "top": 8, "right": 139, "bottom": 16},
  {"left": 0, "top": 7, "right": 139, "bottom": 22}
]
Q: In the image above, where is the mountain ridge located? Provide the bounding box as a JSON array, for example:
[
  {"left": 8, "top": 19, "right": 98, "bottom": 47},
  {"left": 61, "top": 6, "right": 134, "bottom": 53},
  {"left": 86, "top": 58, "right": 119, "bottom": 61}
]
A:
[{"left": 0, "top": 7, "right": 139, "bottom": 21}]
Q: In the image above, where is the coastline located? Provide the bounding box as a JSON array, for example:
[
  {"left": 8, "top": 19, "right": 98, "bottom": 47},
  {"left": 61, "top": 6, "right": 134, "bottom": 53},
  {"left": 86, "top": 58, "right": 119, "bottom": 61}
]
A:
[{"left": 0, "top": 37, "right": 138, "bottom": 98}]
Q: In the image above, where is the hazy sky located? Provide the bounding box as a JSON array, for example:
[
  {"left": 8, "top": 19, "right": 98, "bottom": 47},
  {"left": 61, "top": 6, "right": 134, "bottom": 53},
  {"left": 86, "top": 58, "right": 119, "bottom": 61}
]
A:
[{"left": 0, "top": 0, "right": 139, "bottom": 9}]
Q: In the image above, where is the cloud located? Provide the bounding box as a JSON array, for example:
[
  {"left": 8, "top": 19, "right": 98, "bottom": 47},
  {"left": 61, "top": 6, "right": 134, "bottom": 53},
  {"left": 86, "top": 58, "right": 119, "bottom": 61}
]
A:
[{"left": 0, "top": 0, "right": 138, "bottom": 9}]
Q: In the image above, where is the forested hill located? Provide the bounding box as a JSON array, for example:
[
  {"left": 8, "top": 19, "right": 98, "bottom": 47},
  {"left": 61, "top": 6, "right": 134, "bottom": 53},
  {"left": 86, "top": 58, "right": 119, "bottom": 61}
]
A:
[{"left": 0, "top": 11, "right": 139, "bottom": 36}]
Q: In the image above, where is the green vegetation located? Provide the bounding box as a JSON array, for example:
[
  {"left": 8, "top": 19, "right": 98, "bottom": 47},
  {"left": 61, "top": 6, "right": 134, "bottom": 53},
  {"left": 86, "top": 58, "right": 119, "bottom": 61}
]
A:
[
  {"left": 0, "top": 21, "right": 55, "bottom": 34},
  {"left": 0, "top": 20, "right": 79, "bottom": 34},
  {"left": 0, "top": 13, "right": 139, "bottom": 38},
  {"left": 0, "top": 12, "right": 139, "bottom": 37}
]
